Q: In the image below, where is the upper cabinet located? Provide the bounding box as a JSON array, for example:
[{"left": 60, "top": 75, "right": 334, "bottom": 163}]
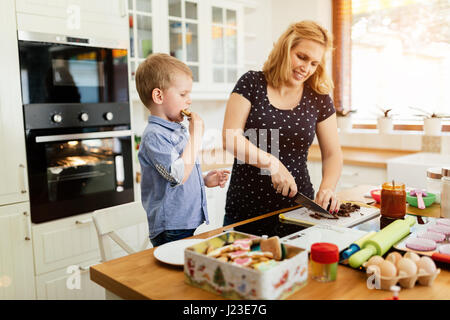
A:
[
  {"left": 128, "top": 0, "right": 155, "bottom": 82},
  {"left": 16, "top": 0, "right": 128, "bottom": 42},
  {"left": 168, "top": 0, "right": 200, "bottom": 81},
  {"left": 128, "top": 0, "right": 257, "bottom": 101}
]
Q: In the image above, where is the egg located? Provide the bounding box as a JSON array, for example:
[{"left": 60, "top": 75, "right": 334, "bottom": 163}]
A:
[
  {"left": 403, "top": 251, "right": 420, "bottom": 264},
  {"left": 386, "top": 252, "right": 402, "bottom": 266},
  {"left": 417, "top": 256, "right": 436, "bottom": 274},
  {"left": 366, "top": 255, "right": 384, "bottom": 267},
  {"left": 379, "top": 260, "right": 397, "bottom": 277},
  {"left": 397, "top": 257, "right": 417, "bottom": 276}
]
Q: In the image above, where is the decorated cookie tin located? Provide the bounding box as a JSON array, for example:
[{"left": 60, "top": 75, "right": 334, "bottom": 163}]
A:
[{"left": 184, "top": 231, "right": 308, "bottom": 300}]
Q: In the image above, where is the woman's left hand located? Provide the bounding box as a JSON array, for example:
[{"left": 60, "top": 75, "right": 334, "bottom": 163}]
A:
[
  {"left": 204, "top": 169, "right": 231, "bottom": 188},
  {"left": 315, "top": 188, "right": 340, "bottom": 213}
]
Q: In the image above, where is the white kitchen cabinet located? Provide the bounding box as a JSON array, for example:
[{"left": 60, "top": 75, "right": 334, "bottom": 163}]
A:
[
  {"left": 35, "top": 259, "right": 105, "bottom": 300},
  {"left": 32, "top": 213, "right": 101, "bottom": 276},
  {"left": 0, "top": 0, "right": 29, "bottom": 206},
  {"left": 16, "top": 0, "right": 129, "bottom": 42},
  {"left": 308, "top": 161, "right": 386, "bottom": 194},
  {"left": 32, "top": 211, "right": 149, "bottom": 276},
  {"left": 128, "top": 0, "right": 258, "bottom": 101},
  {"left": 0, "top": 202, "right": 35, "bottom": 300},
  {"left": 31, "top": 208, "right": 148, "bottom": 300}
]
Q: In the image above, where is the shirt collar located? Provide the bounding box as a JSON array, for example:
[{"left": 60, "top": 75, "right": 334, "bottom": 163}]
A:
[{"left": 148, "top": 115, "right": 185, "bottom": 131}]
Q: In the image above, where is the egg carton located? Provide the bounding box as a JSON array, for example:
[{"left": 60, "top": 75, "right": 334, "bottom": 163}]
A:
[{"left": 363, "top": 262, "right": 441, "bottom": 290}]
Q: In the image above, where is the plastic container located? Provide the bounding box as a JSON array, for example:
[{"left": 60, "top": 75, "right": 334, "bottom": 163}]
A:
[
  {"left": 441, "top": 168, "right": 450, "bottom": 218},
  {"left": 406, "top": 192, "right": 436, "bottom": 208},
  {"left": 380, "top": 182, "right": 406, "bottom": 219},
  {"left": 310, "top": 243, "right": 339, "bottom": 282},
  {"left": 426, "top": 167, "right": 442, "bottom": 204}
]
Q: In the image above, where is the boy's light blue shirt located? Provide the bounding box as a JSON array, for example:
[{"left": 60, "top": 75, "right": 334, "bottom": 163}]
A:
[{"left": 138, "top": 115, "right": 208, "bottom": 239}]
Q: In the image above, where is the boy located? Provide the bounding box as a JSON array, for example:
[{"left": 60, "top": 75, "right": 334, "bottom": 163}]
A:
[{"left": 135, "top": 53, "right": 230, "bottom": 247}]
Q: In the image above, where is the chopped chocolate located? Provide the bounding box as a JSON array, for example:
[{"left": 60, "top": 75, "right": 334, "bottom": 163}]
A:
[{"left": 309, "top": 203, "right": 361, "bottom": 220}]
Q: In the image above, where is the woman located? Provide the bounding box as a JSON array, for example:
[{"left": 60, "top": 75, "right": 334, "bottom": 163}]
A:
[{"left": 222, "top": 20, "right": 343, "bottom": 226}]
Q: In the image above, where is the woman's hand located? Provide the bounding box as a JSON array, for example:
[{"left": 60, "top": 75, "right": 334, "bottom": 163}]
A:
[
  {"left": 269, "top": 157, "right": 297, "bottom": 197},
  {"left": 204, "top": 169, "right": 231, "bottom": 188},
  {"left": 315, "top": 188, "right": 340, "bottom": 213}
]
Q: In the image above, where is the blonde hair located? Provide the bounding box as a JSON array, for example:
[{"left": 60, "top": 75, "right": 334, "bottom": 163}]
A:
[
  {"left": 135, "top": 53, "right": 193, "bottom": 107},
  {"left": 262, "top": 20, "right": 334, "bottom": 94}
]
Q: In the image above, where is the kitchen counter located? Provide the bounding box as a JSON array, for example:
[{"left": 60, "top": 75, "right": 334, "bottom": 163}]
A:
[
  {"left": 199, "top": 146, "right": 417, "bottom": 171},
  {"left": 308, "top": 145, "right": 417, "bottom": 168},
  {"left": 90, "top": 185, "right": 449, "bottom": 300}
]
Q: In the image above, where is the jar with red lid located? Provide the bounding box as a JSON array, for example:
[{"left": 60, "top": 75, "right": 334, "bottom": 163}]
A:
[
  {"left": 380, "top": 182, "right": 406, "bottom": 219},
  {"left": 310, "top": 243, "right": 339, "bottom": 282}
]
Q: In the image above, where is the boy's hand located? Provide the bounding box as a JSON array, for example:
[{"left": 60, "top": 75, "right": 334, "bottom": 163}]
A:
[{"left": 204, "top": 169, "right": 230, "bottom": 188}]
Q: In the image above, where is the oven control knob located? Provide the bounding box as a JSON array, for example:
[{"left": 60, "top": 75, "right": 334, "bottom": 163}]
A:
[
  {"left": 104, "top": 112, "right": 114, "bottom": 121},
  {"left": 79, "top": 112, "right": 89, "bottom": 122},
  {"left": 52, "top": 114, "right": 62, "bottom": 123}
]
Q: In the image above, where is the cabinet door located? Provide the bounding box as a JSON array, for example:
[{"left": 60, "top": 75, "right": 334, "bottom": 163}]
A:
[
  {"left": 210, "top": 1, "right": 242, "bottom": 85},
  {"left": 35, "top": 260, "right": 105, "bottom": 300},
  {"left": 32, "top": 213, "right": 101, "bottom": 275},
  {"left": 0, "top": 202, "right": 35, "bottom": 299},
  {"left": 168, "top": 0, "right": 200, "bottom": 81},
  {"left": 16, "top": 0, "right": 128, "bottom": 42},
  {"left": 128, "top": 0, "right": 155, "bottom": 82},
  {"left": 0, "top": 0, "right": 29, "bottom": 206}
]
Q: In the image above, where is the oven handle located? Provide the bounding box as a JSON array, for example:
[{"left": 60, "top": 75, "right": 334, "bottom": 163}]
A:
[{"left": 35, "top": 130, "right": 132, "bottom": 143}]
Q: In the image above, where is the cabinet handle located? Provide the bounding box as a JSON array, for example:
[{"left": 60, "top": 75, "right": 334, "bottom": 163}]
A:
[
  {"left": 342, "top": 171, "right": 359, "bottom": 177},
  {"left": 79, "top": 261, "right": 101, "bottom": 272},
  {"left": 119, "top": 0, "right": 126, "bottom": 17},
  {"left": 75, "top": 218, "right": 93, "bottom": 225},
  {"left": 23, "top": 212, "right": 31, "bottom": 241},
  {"left": 19, "top": 164, "right": 27, "bottom": 194}
]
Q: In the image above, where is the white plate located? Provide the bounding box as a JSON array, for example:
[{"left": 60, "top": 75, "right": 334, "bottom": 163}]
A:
[{"left": 153, "top": 239, "right": 204, "bottom": 266}]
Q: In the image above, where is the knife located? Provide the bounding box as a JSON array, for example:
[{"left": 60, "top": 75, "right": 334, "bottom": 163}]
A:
[{"left": 294, "top": 192, "right": 337, "bottom": 219}]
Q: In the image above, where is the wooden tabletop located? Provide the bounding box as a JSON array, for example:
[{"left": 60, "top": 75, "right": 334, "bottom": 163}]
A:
[{"left": 90, "top": 185, "right": 449, "bottom": 300}]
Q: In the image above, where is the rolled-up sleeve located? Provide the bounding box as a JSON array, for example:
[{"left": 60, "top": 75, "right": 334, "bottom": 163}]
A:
[{"left": 143, "top": 133, "right": 184, "bottom": 186}]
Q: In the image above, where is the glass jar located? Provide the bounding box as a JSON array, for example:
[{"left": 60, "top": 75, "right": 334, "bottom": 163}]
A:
[
  {"left": 310, "top": 243, "right": 339, "bottom": 282},
  {"left": 427, "top": 167, "right": 442, "bottom": 204},
  {"left": 441, "top": 168, "right": 450, "bottom": 218},
  {"left": 380, "top": 182, "right": 406, "bottom": 219}
]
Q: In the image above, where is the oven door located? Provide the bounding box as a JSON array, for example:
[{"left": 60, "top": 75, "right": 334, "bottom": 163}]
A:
[{"left": 26, "top": 127, "right": 134, "bottom": 223}]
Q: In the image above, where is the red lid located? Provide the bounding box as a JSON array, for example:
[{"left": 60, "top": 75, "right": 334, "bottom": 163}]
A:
[{"left": 310, "top": 243, "right": 339, "bottom": 264}]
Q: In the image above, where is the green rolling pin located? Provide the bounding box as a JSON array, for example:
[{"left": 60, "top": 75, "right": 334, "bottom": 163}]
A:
[{"left": 348, "top": 216, "right": 416, "bottom": 268}]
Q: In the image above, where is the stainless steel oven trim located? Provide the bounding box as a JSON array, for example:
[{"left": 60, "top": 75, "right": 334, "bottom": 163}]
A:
[
  {"left": 35, "top": 130, "right": 132, "bottom": 143},
  {"left": 18, "top": 30, "right": 128, "bottom": 49}
]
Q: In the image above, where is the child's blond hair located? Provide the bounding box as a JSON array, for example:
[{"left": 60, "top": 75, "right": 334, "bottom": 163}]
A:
[
  {"left": 262, "top": 20, "right": 334, "bottom": 95},
  {"left": 135, "top": 53, "right": 193, "bottom": 107}
]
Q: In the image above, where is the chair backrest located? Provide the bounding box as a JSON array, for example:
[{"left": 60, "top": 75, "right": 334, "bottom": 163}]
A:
[{"left": 92, "top": 202, "right": 150, "bottom": 262}]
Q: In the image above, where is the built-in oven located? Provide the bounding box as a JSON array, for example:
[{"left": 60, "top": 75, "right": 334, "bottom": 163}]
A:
[{"left": 18, "top": 31, "right": 134, "bottom": 223}]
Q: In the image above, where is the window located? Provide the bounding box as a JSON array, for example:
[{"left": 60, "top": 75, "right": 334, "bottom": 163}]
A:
[{"left": 333, "top": 0, "right": 450, "bottom": 123}]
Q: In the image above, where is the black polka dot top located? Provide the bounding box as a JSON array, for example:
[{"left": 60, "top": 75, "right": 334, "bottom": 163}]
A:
[{"left": 224, "top": 70, "right": 336, "bottom": 224}]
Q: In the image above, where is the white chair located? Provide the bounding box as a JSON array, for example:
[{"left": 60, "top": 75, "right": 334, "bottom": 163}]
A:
[{"left": 92, "top": 201, "right": 151, "bottom": 263}]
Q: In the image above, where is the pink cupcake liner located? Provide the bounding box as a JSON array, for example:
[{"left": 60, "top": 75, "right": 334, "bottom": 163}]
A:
[
  {"left": 417, "top": 231, "right": 446, "bottom": 243},
  {"left": 406, "top": 237, "right": 437, "bottom": 251},
  {"left": 436, "top": 219, "right": 450, "bottom": 227},
  {"left": 428, "top": 224, "right": 450, "bottom": 236}
]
